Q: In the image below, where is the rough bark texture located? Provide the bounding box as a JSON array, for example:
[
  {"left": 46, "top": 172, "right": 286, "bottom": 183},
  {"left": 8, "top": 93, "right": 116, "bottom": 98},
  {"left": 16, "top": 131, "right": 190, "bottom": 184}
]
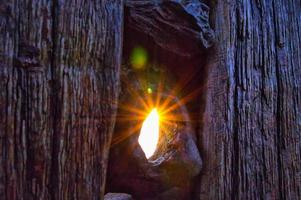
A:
[
  {"left": 200, "top": 0, "right": 301, "bottom": 199},
  {"left": 0, "top": 0, "right": 123, "bottom": 199},
  {"left": 1, "top": 0, "right": 300, "bottom": 199}
]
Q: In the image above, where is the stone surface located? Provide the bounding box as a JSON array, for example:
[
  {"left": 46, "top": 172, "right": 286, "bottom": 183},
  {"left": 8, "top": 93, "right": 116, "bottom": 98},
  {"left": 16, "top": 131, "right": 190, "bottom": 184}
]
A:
[
  {"left": 107, "top": 78, "right": 202, "bottom": 199},
  {"left": 148, "top": 95, "right": 202, "bottom": 187},
  {"left": 104, "top": 193, "right": 133, "bottom": 200},
  {"left": 156, "top": 187, "right": 187, "bottom": 200},
  {"left": 125, "top": 0, "right": 215, "bottom": 57}
]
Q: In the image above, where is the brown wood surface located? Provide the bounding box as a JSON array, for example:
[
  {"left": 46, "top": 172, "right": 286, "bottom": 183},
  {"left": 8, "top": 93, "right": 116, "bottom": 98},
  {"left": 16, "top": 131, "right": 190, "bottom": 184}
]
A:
[
  {"left": 0, "top": 0, "right": 123, "bottom": 199},
  {"left": 0, "top": 0, "right": 300, "bottom": 199},
  {"left": 199, "top": 0, "right": 301, "bottom": 199}
]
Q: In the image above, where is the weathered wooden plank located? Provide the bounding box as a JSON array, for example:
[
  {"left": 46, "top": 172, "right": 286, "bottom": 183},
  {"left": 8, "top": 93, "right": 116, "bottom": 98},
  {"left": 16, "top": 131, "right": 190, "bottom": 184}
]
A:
[
  {"left": 0, "top": 0, "right": 123, "bottom": 199},
  {"left": 199, "top": 0, "right": 301, "bottom": 199},
  {"left": 51, "top": 1, "right": 123, "bottom": 199},
  {"left": 0, "top": 0, "right": 53, "bottom": 199}
]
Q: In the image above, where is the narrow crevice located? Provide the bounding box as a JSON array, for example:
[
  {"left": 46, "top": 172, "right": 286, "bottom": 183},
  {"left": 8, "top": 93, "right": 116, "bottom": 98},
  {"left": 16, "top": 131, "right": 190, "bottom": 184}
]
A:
[
  {"left": 231, "top": 10, "right": 240, "bottom": 200},
  {"left": 272, "top": 2, "right": 284, "bottom": 199},
  {"left": 275, "top": 48, "right": 284, "bottom": 200},
  {"left": 192, "top": 48, "right": 215, "bottom": 200},
  {"left": 259, "top": 4, "right": 268, "bottom": 198},
  {"left": 231, "top": 64, "right": 240, "bottom": 200},
  {"left": 49, "top": 0, "right": 60, "bottom": 199}
]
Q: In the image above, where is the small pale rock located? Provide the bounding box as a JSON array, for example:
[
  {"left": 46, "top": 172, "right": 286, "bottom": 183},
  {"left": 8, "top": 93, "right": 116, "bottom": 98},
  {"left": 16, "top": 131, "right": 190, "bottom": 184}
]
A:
[{"left": 104, "top": 193, "right": 133, "bottom": 200}]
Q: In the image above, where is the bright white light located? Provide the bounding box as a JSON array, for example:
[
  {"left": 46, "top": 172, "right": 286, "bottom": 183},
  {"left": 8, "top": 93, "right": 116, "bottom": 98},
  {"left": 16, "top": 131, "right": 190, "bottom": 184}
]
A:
[{"left": 138, "top": 108, "right": 160, "bottom": 159}]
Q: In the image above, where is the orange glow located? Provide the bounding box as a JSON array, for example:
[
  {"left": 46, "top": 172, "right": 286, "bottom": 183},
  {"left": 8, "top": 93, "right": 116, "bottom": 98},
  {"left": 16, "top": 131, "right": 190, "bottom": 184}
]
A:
[
  {"left": 110, "top": 72, "right": 202, "bottom": 148},
  {"left": 138, "top": 108, "right": 160, "bottom": 159}
]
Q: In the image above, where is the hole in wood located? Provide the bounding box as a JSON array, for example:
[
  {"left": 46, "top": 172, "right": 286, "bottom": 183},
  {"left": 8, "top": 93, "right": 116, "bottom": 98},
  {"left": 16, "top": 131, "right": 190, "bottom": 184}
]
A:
[{"left": 106, "top": 0, "right": 214, "bottom": 199}]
